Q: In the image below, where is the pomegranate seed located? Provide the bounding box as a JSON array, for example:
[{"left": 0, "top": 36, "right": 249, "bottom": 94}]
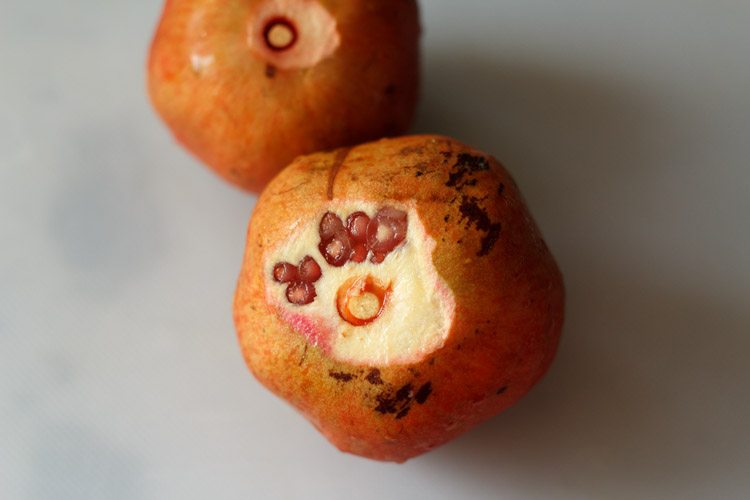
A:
[
  {"left": 319, "top": 212, "right": 346, "bottom": 240},
  {"left": 298, "top": 255, "right": 322, "bottom": 282},
  {"left": 366, "top": 206, "right": 408, "bottom": 255},
  {"left": 286, "top": 281, "right": 316, "bottom": 305},
  {"left": 350, "top": 243, "right": 368, "bottom": 263},
  {"left": 346, "top": 212, "right": 370, "bottom": 243},
  {"left": 319, "top": 235, "right": 351, "bottom": 267},
  {"left": 273, "top": 262, "right": 299, "bottom": 283}
]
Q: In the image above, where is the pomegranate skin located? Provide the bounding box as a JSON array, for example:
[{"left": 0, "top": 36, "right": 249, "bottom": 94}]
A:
[
  {"left": 148, "top": 0, "right": 421, "bottom": 192},
  {"left": 233, "top": 135, "right": 565, "bottom": 462}
]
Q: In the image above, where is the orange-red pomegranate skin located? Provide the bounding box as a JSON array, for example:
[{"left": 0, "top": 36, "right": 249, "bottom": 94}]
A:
[
  {"left": 233, "top": 135, "right": 565, "bottom": 462},
  {"left": 148, "top": 0, "right": 421, "bottom": 192}
]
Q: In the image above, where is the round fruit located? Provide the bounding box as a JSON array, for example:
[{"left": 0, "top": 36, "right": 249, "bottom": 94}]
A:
[
  {"left": 233, "top": 135, "right": 565, "bottom": 462},
  {"left": 148, "top": 0, "right": 421, "bottom": 192}
]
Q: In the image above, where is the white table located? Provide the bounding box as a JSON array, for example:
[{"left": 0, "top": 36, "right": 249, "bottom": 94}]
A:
[{"left": 2, "top": 1, "right": 749, "bottom": 498}]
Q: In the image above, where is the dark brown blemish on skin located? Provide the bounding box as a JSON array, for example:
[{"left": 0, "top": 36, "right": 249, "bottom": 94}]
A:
[
  {"left": 384, "top": 83, "right": 397, "bottom": 96},
  {"left": 413, "top": 161, "right": 432, "bottom": 178},
  {"left": 265, "top": 64, "right": 277, "bottom": 78},
  {"left": 329, "top": 371, "right": 355, "bottom": 382},
  {"left": 374, "top": 383, "right": 413, "bottom": 415},
  {"left": 446, "top": 153, "right": 490, "bottom": 190},
  {"left": 326, "top": 147, "right": 351, "bottom": 200},
  {"left": 395, "top": 407, "right": 411, "bottom": 419},
  {"left": 365, "top": 369, "right": 384, "bottom": 385},
  {"left": 481, "top": 229, "right": 502, "bottom": 256},
  {"left": 374, "top": 396, "right": 397, "bottom": 414},
  {"left": 444, "top": 214, "right": 450, "bottom": 223},
  {"left": 498, "top": 183, "right": 506, "bottom": 196},
  {"left": 496, "top": 385, "right": 508, "bottom": 395},
  {"left": 458, "top": 195, "right": 502, "bottom": 256},
  {"left": 415, "top": 382, "right": 432, "bottom": 404},
  {"left": 395, "top": 383, "right": 413, "bottom": 401}
]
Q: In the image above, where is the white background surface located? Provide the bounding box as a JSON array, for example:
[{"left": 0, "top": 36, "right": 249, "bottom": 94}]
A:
[{"left": 2, "top": 1, "right": 749, "bottom": 498}]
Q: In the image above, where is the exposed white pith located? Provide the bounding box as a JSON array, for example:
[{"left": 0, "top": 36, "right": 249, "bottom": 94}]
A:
[
  {"left": 265, "top": 201, "right": 456, "bottom": 366},
  {"left": 248, "top": 0, "right": 340, "bottom": 70}
]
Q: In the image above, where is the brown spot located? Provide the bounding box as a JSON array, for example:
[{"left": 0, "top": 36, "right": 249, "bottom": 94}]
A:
[
  {"left": 415, "top": 171, "right": 423, "bottom": 177},
  {"left": 329, "top": 371, "right": 354, "bottom": 382},
  {"left": 458, "top": 195, "right": 502, "bottom": 256},
  {"left": 384, "top": 83, "right": 397, "bottom": 96},
  {"left": 496, "top": 385, "right": 508, "bottom": 395},
  {"left": 480, "top": 227, "right": 501, "bottom": 256},
  {"left": 395, "top": 406, "right": 411, "bottom": 419},
  {"left": 374, "top": 395, "right": 398, "bottom": 414},
  {"left": 498, "top": 183, "right": 506, "bottom": 196},
  {"left": 446, "top": 153, "right": 490, "bottom": 190},
  {"left": 395, "top": 383, "right": 413, "bottom": 401},
  {"left": 365, "top": 369, "right": 384, "bottom": 385},
  {"left": 415, "top": 382, "right": 432, "bottom": 404},
  {"left": 265, "top": 64, "right": 276, "bottom": 78},
  {"left": 326, "top": 147, "right": 351, "bottom": 200},
  {"left": 374, "top": 383, "right": 414, "bottom": 415},
  {"left": 444, "top": 214, "right": 450, "bottom": 223}
]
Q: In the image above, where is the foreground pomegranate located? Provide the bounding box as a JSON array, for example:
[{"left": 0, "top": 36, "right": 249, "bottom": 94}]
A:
[
  {"left": 148, "top": 0, "right": 420, "bottom": 192},
  {"left": 234, "top": 135, "right": 564, "bottom": 462}
]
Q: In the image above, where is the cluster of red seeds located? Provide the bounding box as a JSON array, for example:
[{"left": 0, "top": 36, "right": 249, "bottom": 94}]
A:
[
  {"left": 272, "top": 207, "right": 408, "bottom": 306},
  {"left": 272, "top": 255, "right": 322, "bottom": 305},
  {"left": 318, "top": 207, "right": 408, "bottom": 267}
]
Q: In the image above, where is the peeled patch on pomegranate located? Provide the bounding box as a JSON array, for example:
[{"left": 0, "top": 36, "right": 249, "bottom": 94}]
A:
[
  {"left": 247, "top": 0, "right": 341, "bottom": 70},
  {"left": 265, "top": 201, "right": 455, "bottom": 366}
]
